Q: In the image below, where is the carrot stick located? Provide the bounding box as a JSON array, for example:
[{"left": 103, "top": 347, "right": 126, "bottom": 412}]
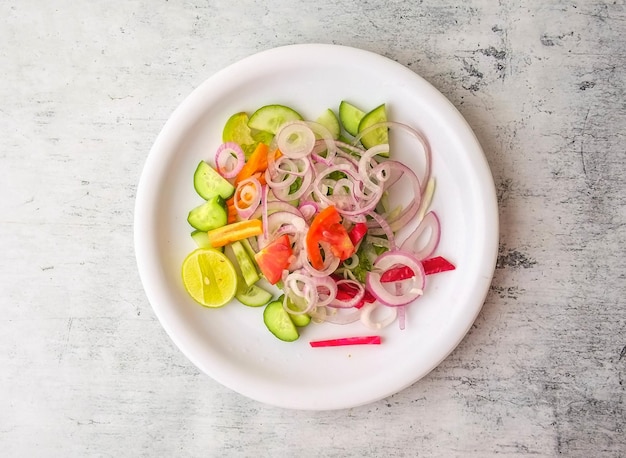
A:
[
  {"left": 206, "top": 219, "right": 263, "bottom": 247},
  {"left": 235, "top": 143, "right": 269, "bottom": 185}
]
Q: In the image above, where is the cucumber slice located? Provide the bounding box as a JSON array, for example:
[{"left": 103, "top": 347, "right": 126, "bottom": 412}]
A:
[
  {"left": 339, "top": 101, "right": 366, "bottom": 137},
  {"left": 357, "top": 104, "right": 389, "bottom": 153},
  {"left": 263, "top": 299, "right": 299, "bottom": 342},
  {"left": 284, "top": 295, "right": 311, "bottom": 327},
  {"left": 315, "top": 108, "right": 341, "bottom": 140},
  {"left": 240, "top": 238, "right": 258, "bottom": 266},
  {"left": 231, "top": 241, "right": 260, "bottom": 287},
  {"left": 190, "top": 231, "right": 224, "bottom": 251},
  {"left": 190, "top": 230, "right": 211, "bottom": 248},
  {"left": 248, "top": 104, "right": 303, "bottom": 135},
  {"left": 193, "top": 161, "right": 235, "bottom": 200},
  {"left": 236, "top": 280, "right": 273, "bottom": 307},
  {"left": 187, "top": 195, "right": 228, "bottom": 231}
]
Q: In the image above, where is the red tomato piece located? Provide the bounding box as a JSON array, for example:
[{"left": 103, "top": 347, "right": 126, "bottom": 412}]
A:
[
  {"left": 254, "top": 234, "right": 292, "bottom": 284},
  {"left": 306, "top": 206, "right": 355, "bottom": 270}
]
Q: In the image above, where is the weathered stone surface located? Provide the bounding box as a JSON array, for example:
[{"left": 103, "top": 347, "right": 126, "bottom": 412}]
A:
[{"left": 1, "top": 0, "right": 624, "bottom": 456}]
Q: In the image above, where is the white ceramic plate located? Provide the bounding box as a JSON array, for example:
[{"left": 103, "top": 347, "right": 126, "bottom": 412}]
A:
[{"left": 134, "top": 44, "right": 498, "bottom": 410}]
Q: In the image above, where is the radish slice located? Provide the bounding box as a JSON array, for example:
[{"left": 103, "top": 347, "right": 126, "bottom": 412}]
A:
[{"left": 366, "top": 250, "right": 425, "bottom": 307}]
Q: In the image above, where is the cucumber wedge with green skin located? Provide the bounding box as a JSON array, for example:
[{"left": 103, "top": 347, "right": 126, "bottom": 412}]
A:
[
  {"left": 339, "top": 101, "right": 366, "bottom": 137},
  {"left": 231, "top": 241, "right": 260, "bottom": 287},
  {"left": 248, "top": 104, "right": 303, "bottom": 135},
  {"left": 263, "top": 299, "right": 299, "bottom": 342},
  {"left": 240, "top": 238, "right": 259, "bottom": 267},
  {"left": 193, "top": 161, "right": 235, "bottom": 200},
  {"left": 357, "top": 103, "right": 389, "bottom": 154},
  {"left": 187, "top": 195, "right": 228, "bottom": 231},
  {"left": 284, "top": 295, "right": 311, "bottom": 327},
  {"left": 315, "top": 108, "right": 341, "bottom": 140},
  {"left": 236, "top": 280, "right": 273, "bottom": 307}
]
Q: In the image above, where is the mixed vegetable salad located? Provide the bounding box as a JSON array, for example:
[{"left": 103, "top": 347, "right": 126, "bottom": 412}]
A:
[{"left": 181, "top": 101, "right": 455, "bottom": 346}]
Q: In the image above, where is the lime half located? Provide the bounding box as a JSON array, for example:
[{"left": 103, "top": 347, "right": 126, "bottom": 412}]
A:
[{"left": 182, "top": 248, "right": 237, "bottom": 308}]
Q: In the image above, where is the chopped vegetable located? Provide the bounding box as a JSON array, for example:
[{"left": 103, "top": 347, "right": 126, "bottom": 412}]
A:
[
  {"left": 235, "top": 142, "right": 270, "bottom": 185},
  {"left": 306, "top": 206, "right": 355, "bottom": 270},
  {"left": 254, "top": 234, "right": 293, "bottom": 285},
  {"left": 309, "top": 336, "right": 382, "bottom": 347},
  {"left": 348, "top": 222, "right": 368, "bottom": 246},
  {"left": 206, "top": 219, "right": 263, "bottom": 247},
  {"left": 422, "top": 256, "right": 456, "bottom": 275},
  {"left": 182, "top": 101, "right": 453, "bottom": 344}
]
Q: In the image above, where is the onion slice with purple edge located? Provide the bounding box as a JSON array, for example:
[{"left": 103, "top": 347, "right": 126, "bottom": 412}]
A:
[
  {"left": 353, "top": 121, "right": 431, "bottom": 195},
  {"left": 233, "top": 177, "right": 262, "bottom": 220},
  {"left": 400, "top": 211, "right": 441, "bottom": 260},
  {"left": 275, "top": 121, "right": 316, "bottom": 159},
  {"left": 366, "top": 161, "right": 422, "bottom": 235},
  {"left": 360, "top": 301, "right": 398, "bottom": 330},
  {"left": 214, "top": 142, "right": 245, "bottom": 178},
  {"left": 257, "top": 211, "right": 307, "bottom": 248},
  {"left": 365, "top": 250, "right": 425, "bottom": 307},
  {"left": 329, "top": 279, "right": 365, "bottom": 308}
]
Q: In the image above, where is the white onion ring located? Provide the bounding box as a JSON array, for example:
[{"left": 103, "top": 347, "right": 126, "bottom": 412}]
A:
[
  {"left": 309, "top": 306, "right": 362, "bottom": 325},
  {"left": 257, "top": 211, "right": 306, "bottom": 248},
  {"left": 276, "top": 121, "right": 316, "bottom": 159},
  {"left": 360, "top": 301, "right": 398, "bottom": 330},
  {"left": 400, "top": 211, "right": 441, "bottom": 260},
  {"left": 299, "top": 241, "right": 341, "bottom": 278},
  {"left": 354, "top": 121, "right": 431, "bottom": 195}
]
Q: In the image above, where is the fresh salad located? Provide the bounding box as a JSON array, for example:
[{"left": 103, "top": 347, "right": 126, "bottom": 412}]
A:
[{"left": 181, "top": 101, "right": 455, "bottom": 346}]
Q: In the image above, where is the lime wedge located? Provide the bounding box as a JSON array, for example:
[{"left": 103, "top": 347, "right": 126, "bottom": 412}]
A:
[{"left": 182, "top": 249, "right": 237, "bottom": 308}]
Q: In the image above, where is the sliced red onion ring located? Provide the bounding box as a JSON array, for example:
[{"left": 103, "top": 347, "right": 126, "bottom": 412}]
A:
[
  {"left": 335, "top": 141, "right": 367, "bottom": 158},
  {"left": 366, "top": 161, "right": 422, "bottom": 235},
  {"left": 249, "top": 198, "right": 303, "bottom": 220},
  {"left": 299, "top": 241, "right": 341, "bottom": 278},
  {"left": 276, "top": 121, "right": 316, "bottom": 159},
  {"left": 257, "top": 211, "right": 307, "bottom": 248},
  {"left": 234, "top": 177, "right": 262, "bottom": 220},
  {"left": 283, "top": 274, "right": 318, "bottom": 315},
  {"left": 261, "top": 184, "right": 269, "bottom": 241},
  {"left": 360, "top": 301, "right": 398, "bottom": 330},
  {"left": 365, "top": 250, "right": 425, "bottom": 307},
  {"left": 214, "top": 142, "right": 245, "bottom": 178},
  {"left": 298, "top": 201, "right": 319, "bottom": 221},
  {"left": 367, "top": 211, "right": 396, "bottom": 250},
  {"left": 400, "top": 211, "right": 441, "bottom": 260},
  {"left": 354, "top": 121, "right": 431, "bottom": 195},
  {"left": 309, "top": 306, "right": 362, "bottom": 325}
]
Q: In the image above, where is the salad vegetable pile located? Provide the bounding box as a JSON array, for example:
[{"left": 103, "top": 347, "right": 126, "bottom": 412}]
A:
[{"left": 181, "top": 101, "right": 455, "bottom": 345}]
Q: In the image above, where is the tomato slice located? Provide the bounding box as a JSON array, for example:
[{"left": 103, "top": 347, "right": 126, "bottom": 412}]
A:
[
  {"left": 306, "top": 206, "right": 355, "bottom": 270},
  {"left": 254, "top": 234, "right": 292, "bottom": 284}
]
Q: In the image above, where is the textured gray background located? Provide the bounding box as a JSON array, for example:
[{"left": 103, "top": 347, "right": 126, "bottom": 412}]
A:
[{"left": 2, "top": 0, "right": 625, "bottom": 456}]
